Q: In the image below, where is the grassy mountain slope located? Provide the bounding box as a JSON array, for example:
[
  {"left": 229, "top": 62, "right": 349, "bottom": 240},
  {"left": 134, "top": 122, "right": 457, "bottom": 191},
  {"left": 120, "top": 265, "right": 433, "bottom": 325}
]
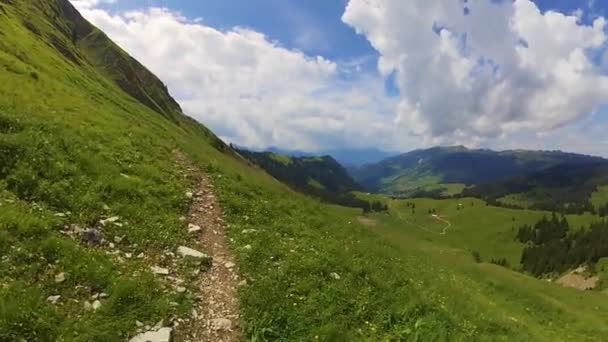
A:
[
  {"left": 351, "top": 146, "right": 604, "bottom": 194},
  {"left": 235, "top": 149, "right": 385, "bottom": 211},
  {"left": 2, "top": 1, "right": 608, "bottom": 341},
  {"left": 237, "top": 149, "right": 361, "bottom": 194}
]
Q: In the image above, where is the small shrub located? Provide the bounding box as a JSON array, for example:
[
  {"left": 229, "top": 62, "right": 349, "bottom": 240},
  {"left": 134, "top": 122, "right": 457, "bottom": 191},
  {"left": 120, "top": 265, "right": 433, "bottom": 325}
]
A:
[{"left": 472, "top": 251, "right": 482, "bottom": 263}]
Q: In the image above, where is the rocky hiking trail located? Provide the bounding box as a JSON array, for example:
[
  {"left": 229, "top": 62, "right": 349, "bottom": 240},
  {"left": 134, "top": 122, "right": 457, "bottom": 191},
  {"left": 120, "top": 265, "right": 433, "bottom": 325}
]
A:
[{"left": 173, "top": 151, "right": 242, "bottom": 342}]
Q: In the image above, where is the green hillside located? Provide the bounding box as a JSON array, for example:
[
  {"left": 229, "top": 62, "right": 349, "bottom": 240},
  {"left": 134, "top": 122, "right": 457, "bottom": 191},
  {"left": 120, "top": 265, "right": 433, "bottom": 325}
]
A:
[
  {"left": 236, "top": 149, "right": 361, "bottom": 194},
  {"left": 2, "top": 1, "right": 608, "bottom": 341},
  {"left": 351, "top": 146, "right": 604, "bottom": 194},
  {"left": 235, "top": 149, "right": 385, "bottom": 211}
]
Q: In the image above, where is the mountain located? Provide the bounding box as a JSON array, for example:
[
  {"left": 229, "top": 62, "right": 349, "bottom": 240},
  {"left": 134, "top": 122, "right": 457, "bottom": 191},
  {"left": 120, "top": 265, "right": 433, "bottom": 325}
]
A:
[
  {"left": 44, "top": 0, "right": 184, "bottom": 121},
  {"left": 235, "top": 149, "right": 386, "bottom": 211},
  {"left": 463, "top": 161, "right": 608, "bottom": 214},
  {"left": 237, "top": 149, "right": 361, "bottom": 194},
  {"left": 351, "top": 146, "right": 605, "bottom": 194},
  {"left": 265, "top": 146, "right": 396, "bottom": 167}
]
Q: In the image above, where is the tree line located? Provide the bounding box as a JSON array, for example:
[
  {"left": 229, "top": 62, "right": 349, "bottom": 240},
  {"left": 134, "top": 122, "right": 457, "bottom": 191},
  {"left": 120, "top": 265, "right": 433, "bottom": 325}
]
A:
[{"left": 517, "top": 214, "right": 608, "bottom": 276}]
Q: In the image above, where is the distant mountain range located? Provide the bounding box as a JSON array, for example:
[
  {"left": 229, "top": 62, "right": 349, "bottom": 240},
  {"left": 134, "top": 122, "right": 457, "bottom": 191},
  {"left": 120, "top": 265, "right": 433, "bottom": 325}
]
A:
[
  {"left": 349, "top": 146, "right": 605, "bottom": 194},
  {"left": 264, "top": 147, "right": 396, "bottom": 167}
]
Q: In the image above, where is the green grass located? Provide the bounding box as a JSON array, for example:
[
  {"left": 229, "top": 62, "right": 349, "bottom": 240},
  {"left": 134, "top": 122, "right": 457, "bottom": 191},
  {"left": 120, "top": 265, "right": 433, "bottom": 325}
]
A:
[
  {"left": 269, "top": 153, "right": 292, "bottom": 166},
  {"left": 380, "top": 168, "right": 442, "bottom": 193},
  {"left": 498, "top": 193, "right": 534, "bottom": 208},
  {"left": 591, "top": 185, "right": 608, "bottom": 210},
  {"left": 381, "top": 197, "right": 600, "bottom": 265},
  {"left": 307, "top": 177, "right": 325, "bottom": 190},
  {"left": 3, "top": 1, "right": 608, "bottom": 341}
]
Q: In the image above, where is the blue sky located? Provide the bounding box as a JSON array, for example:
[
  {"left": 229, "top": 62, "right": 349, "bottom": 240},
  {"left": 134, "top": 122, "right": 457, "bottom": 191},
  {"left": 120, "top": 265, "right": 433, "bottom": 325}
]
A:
[
  {"left": 77, "top": 0, "right": 608, "bottom": 156},
  {"left": 98, "top": 0, "right": 607, "bottom": 68}
]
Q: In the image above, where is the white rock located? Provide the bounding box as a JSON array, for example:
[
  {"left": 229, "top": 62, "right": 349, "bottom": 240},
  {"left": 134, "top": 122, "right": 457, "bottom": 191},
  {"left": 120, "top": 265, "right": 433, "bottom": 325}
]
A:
[
  {"left": 209, "top": 318, "right": 232, "bottom": 331},
  {"left": 185, "top": 192, "right": 193, "bottom": 199},
  {"left": 177, "top": 246, "right": 209, "bottom": 260},
  {"left": 151, "top": 266, "right": 170, "bottom": 275},
  {"left": 92, "top": 300, "right": 102, "bottom": 311},
  {"left": 176, "top": 286, "right": 186, "bottom": 293},
  {"left": 187, "top": 224, "right": 201, "bottom": 233},
  {"left": 243, "top": 245, "right": 252, "bottom": 250},
  {"left": 54, "top": 213, "right": 66, "bottom": 217},
  {"left": 100, "top": 216, "right": 120, "bottom": 226},
  {"left": 224, "top": 262, "right": 236, "bottom": 269},
  {"left": 136, "top": 320, "right": 144, "bottom": 328},
  {"left": 99, "top": 292, "right": 109, "bottom": 299},
  {"left": 54, "top": 272, "right": 66, "bottom": 283},
  {"left": 330, "top": 272, "right": 341, "bottom": 280},
  {"left": 129, "top": 327, "right": 172, "bottom": 342},
  {"left": 47, "top": 295, "right": 61, "bottom": 304}
]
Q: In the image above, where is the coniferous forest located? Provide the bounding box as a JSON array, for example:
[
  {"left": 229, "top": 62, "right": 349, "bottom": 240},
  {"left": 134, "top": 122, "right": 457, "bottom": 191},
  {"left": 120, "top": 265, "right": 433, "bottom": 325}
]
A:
[{"left": 517, "top": 214, "right": 608, "bottom": 276}]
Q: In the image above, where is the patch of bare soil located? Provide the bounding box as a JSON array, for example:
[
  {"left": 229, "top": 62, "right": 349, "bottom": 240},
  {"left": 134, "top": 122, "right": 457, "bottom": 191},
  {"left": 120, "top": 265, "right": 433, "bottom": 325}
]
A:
[
  {"left": 174, "top": 152, "right": 241, "bottom": 342},
  {"left": 556, "top": 267, "right": 599, "bottom": 291},
  {"left": 357, "top": 216, "right": 377, "bottom": 226}
]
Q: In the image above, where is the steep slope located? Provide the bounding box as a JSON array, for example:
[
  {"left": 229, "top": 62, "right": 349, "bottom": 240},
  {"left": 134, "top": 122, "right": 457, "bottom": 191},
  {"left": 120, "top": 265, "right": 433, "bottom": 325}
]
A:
[
  {"left": 2, "top": 1, "right": 608, "bottom": 341},
  {"left": 20, "top": 0, "right": 183, "bottom": 121},
  {"left": 237, "top": 149, "right": 361, "bottom": 194},
  {"left": 352, "top": 146, "right": 604, "bottom": 194},
  {"left": 235, "top": 149, "right": 385, "bottom": 211},
  {"left": 463, "top": 161, "right": 608, "bottom": 213}
]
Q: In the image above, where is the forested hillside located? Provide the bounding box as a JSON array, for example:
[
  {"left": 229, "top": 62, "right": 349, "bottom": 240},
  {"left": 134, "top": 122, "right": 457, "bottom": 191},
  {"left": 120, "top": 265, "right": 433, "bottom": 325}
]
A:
[
  {"left": 236, "top": 149, "right": 387, "bottom": 211},
  {"left": 463, "top": 162, "right": 608, "bottom": 214}
]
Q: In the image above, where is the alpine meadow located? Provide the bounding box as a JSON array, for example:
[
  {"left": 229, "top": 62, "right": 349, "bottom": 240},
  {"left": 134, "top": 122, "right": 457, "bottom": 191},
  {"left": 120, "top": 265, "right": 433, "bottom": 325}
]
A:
[{"left": 2, "top": 0, "right": 608, "bottom": 341}]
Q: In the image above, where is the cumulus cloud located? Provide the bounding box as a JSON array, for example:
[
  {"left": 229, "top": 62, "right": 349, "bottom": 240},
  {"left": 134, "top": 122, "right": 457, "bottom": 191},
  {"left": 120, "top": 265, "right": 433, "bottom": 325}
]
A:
[
  {"left": 69, "top": 0, "right": 608, "bottom": 155},
  {"left": 70, "top": 2, "right": 395, "bottom": 151},
  {"left": 342, "top": 0, "right": 608, "bottom": 145},
  {"left": 70, "top": 0, "right": 116, "bottom": 10}
]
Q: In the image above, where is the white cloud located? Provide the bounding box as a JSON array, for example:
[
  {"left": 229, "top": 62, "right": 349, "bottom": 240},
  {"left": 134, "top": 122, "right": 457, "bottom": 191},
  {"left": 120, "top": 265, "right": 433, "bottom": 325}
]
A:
[
  {"left": 70, "top": 0, "right": 116, "bottom": 10},
  {"left": 69, "top": 0, "right": 608, "bottom": 156},
  {"left": 70, "top": 2, "right": 395, "bottom": 151},
  {"left": 342, "top": 0, "right": 608, "bottom": 145}
]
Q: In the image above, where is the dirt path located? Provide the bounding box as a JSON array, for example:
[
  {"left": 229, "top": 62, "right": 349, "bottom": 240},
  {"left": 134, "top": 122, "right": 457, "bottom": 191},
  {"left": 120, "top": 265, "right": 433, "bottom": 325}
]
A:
[
  {"left": 389, "top": 203, "right": 452, "bottom": 236},
  {"left": 431, "top": 215, "right": 452, "bottom": 235},
  {"left": 174, "top": 152, "right": 241, "bottom": 342}
]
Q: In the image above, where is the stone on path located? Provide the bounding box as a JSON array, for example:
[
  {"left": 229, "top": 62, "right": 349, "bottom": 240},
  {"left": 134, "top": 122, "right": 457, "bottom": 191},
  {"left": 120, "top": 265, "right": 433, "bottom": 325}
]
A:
[
  {"left": 210, "top": 318, "right": 232, "bottom": 331},
  {"left": 151, "top": 266, "right": 170, "bottom": 275},
  {"left": 129, "top": 327, "right": 173, "bottom": 342},
  {"left": 177, "top": 246, "right": 209, "bottom": 260},
  {"left": 187, "top": 224, "right": 201, "bottom": 233}
]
